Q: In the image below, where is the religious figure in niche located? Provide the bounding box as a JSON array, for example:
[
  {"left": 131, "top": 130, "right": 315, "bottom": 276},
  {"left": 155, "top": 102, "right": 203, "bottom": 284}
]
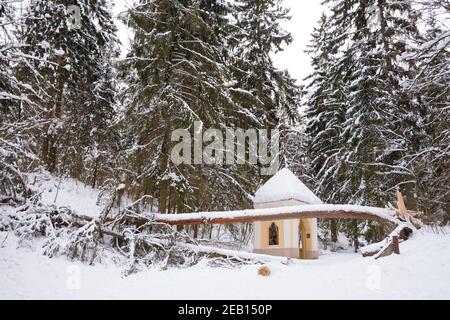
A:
[{"left": 269, "top": 222, "right": 279, "bottom": 245}]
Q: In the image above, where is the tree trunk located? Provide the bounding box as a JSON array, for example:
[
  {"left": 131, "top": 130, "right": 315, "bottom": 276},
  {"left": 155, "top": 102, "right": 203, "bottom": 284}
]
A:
[
  {"left": 331, "top": 219, "right": 338, "bottom": 242},
  {"left": 91, "top": 158, "right": 98, "bottom": 188},
  {"left": 158, "top": 121, "right": 172, "bottom": 214},
  {"left": 193, "top": 225, "right": 198, "bottom": 239},
  {"left": 44, "top": 58, "right": 66, "bottom": 173},
  {"left": 176, "top": 189, "right": 184, "bottom": 232}
]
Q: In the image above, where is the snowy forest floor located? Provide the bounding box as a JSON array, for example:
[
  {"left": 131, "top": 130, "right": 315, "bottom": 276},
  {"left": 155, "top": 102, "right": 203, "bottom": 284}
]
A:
[
  {"left": 1, "top": 225, "right": 449, "bottom": 299},
  {"left": 0, "top": 232, "right": 450, "bottom": 299},
  {"left": 1, "top": 175, "right": 449, "bottom": 299}
]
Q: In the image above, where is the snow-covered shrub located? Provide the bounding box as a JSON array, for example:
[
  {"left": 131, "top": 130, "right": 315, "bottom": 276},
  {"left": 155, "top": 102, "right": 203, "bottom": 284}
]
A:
[
  {"left": 113, "top": 223, "right": 201, "bottom": 275},
  {"left": 1, "top": 205, "right": 53, "bottom": 235},
  {"left": 145, "top": 225, "right": 200, "bottom": 270},
  {"left": 0, "top": 208, "right": 15, "bottom": 232},
  {"left": 43, "top": 221, "right": 103, "bottom": 265},
  {"left": 0, "top": 162, "right": 28, "bottom": 204}
]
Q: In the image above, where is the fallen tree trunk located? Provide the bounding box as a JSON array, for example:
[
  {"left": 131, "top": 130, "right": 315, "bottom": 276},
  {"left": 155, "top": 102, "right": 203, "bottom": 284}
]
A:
[
  {"left": 50, "top": 204, "right": 400, "bottom": 229},
  {"left": 66, "top": 204, "right": 420, "bottom": 260},
  {"left": 3, "top": 201, "right": 418, "bottom": 262},
  {"left": 361, "top": 222, "right": 417, "bottom": 259},
  {"left": 153, "top": 204, "right": 399, "bottom": 228}
]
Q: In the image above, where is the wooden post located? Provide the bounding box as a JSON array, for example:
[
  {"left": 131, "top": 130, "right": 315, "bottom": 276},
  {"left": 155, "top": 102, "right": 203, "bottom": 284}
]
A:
[{"left": 392, "top": 236, "right": 400, "bottom": 254}]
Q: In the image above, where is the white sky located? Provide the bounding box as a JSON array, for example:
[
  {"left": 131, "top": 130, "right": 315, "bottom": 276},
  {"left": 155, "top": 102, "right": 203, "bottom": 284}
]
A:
[
  {"left": 271, "top": 0, "right": 323, "bottom": 82},
  {"left": 112, "top": 0, "right": 323, "bottom": 83}
]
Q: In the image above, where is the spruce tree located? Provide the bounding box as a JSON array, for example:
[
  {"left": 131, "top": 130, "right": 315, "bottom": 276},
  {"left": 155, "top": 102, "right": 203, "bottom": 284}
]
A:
[
  {"left": 231, "top": 0, "right": 300, "bottom": 129},
  {"left": 405, "top": 5, "right": 450, "bottom": 223},
  {"left": 306, "top": 0, "right": 421, "bottom": 244},
  {"left": 231, "top": 0, "right": 302, "bottom": 205},
  {"left": 305, "top": 13, "right": 347, "bottom": 244},
  {"left": 0, "top": 1, "right": 38, "bottom": 200},
  {"left": 16, "top": 0, "right": 119, "bottom": 184},
  {"left": 118, "top": 0, "right": 252, "bottom": 214},
  {"left": 119, "top": 0, "right": 302, "bottom": 219}
]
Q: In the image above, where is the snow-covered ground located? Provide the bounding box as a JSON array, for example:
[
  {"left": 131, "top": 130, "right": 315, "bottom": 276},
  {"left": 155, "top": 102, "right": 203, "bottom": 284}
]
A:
[
  {"left": 29, "top": 173, "right": 104, "bottom": 217},
  {"left": 1, "top": 174, "right": 449, "bottom": 299},
  {"left": 1, "top": 228, "right": 449, "bottom": 299}
]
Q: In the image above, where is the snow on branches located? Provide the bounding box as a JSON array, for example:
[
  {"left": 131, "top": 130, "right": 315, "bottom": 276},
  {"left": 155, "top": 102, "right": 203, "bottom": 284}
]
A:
[{"left": 0, "top": 186, "right": 266, "bottom": 275}]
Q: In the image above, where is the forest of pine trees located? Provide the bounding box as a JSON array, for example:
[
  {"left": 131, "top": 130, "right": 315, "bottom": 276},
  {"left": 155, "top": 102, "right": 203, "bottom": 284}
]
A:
[
  {"left": 1, "top": 0, "right": 449, "bottom": 247},
  {"left": 306, "top": 0, "right": 449, "bottom": 246}
]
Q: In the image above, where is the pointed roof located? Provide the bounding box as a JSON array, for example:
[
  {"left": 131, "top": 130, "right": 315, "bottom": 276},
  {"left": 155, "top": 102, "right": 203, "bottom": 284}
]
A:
[{"left": 253, "top": 168, "right": 322, "bottom": 205}]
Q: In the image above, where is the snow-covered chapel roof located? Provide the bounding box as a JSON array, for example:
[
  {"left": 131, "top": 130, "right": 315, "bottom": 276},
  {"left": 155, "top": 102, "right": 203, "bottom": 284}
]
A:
[{"left": 253, "top": 168, "right": 322, "bottom": 205}]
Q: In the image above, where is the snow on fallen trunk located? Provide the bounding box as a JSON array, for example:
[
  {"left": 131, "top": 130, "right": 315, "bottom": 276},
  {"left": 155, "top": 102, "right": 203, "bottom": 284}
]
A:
[
  {"left": 153, "top": 204, "right": 398, "bottom": 226},
  {"left": 361, "top": 240, "right": 387, "bottom": 257},
  {"left": 361, "top": 217, "right": 421, "bottom": 259},
  {"left": 182, "top": 243, "right": 291, "bottom": 265}
]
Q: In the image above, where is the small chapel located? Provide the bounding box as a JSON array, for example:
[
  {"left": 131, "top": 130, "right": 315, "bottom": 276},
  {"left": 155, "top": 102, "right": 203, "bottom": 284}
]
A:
[{"left": 252, "top": 168, "right": 321, "bottom": 259}]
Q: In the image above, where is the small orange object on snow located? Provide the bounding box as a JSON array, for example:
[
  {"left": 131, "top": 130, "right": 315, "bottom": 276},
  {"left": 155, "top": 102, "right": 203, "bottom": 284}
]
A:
[{"left": 258, "top": 266, "right": 271, "bottom": 277}]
